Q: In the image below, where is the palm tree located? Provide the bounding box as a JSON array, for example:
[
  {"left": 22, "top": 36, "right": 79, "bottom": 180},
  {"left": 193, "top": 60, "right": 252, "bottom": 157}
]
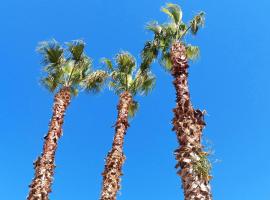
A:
[
  {"left": 100, "top": 52, "right": 155, "bottom": 200},
  {"left": 27, "top": 39, "right": 108, "bottom": 200},
  {"left": 140, "top": 3, "right": 213, "bottom": 200}
]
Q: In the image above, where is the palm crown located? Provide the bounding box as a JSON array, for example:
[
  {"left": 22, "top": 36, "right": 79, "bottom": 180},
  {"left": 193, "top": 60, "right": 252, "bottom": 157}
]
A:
[
  {"left": 38, "top": 39, "right": 108, "bottom": 96},
  {"left": 102, "top": 52, "right": 155, "bottom": 116},
  {"left": 140, "top": 3, "right": 205, "bottom": 72}
]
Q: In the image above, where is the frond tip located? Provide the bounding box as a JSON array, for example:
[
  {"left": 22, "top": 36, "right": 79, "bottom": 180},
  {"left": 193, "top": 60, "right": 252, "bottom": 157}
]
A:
[{"left": 161, "top": 3, "right": 182, "bottom": 25}]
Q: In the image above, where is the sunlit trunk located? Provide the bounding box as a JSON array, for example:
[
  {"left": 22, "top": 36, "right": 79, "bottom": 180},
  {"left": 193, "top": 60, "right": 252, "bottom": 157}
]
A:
[
  {"left": 27, "top": 87, "right": 71, "bottom": 200},
  {"left": 100, "top": 91, "right": 132, "bottom": 200},
  {"left": 171, "top": 42, "right": 212, "bottom": 200}
]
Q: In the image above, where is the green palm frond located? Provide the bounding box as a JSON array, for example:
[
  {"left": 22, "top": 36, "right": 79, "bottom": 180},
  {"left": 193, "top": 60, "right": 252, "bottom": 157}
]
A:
[
  {"left": 105, "top": 51, "right": 155, "bottom": 97},
  {"left": 41, "top": 76, "right": 59, "bottom": 92},
  {"left": 116, "top": 52, "right": 136, "bottom": 74},
  {"left": 159, "top": 24, "right": 177, "bottom": 48},
  {"left": 146, "top": 21, "right": 162, "bottom": 34},
  {"left": 138, "top": 72, "right": 155, "bottom": 95},
  {"left": 186, "top": 45, "right": 200, "bottom": 60},
  {"left": 190, "top": 12, "right": 205, "bottom": 35},
  {"left": 164, "top": 23, "right": 178, "bottom": 36},
  {"left": 108, "top": 81, "right": 126, "bottom": 95},
  {"left": 37, "top": 39, "right": 64, "bottom": 67},
  {"left": 140, "top": 3, "right": 205, "bottom": 75},
  {"left": 159, "top": 51, "right": 173, "bottom": 71},
  {"left": 37, "top": 39, "right": 66, "bottom": 92},
  {"left": 129, "top": 70, "right": 155, "bottom": 96},
  {"left": 69, "top": 56, "right": 92, "bottom": 84},
  {"left": 101, "top": 58, "right": 114, "bottom": 72},
  {"left": 66, "top": 40, "right": 85, "bottom": 61},
  {"left": 37, "top": 39, "right": 104, "bottom": 95},
  {"left": 83, "top": 70, "right": 108, "bottom": 93},
  {"left": 70, "top": 86, "right": 79, "bottom": 96},
  {"left": 161, "top": 3, "right": 182, "bottom": 25},
  {"left": 140, "top": 41, "right": 159, "bottom": 73},
  {"left": 109, "top": 71, "right": 128, "bottom": 94},
  {"left": 128, "top": 100, "right": 139, "bottom": 117}
]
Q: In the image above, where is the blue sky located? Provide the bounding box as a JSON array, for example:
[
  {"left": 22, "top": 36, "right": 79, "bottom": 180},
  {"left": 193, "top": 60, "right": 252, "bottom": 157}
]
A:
[{"left": 0, "top": 0, "right": 269, "bottom": 199}]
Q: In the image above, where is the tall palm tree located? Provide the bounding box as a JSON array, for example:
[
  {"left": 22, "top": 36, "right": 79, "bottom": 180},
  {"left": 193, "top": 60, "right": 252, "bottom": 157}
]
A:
[
  {"left": 27, "top": 39, "right": 108, "bottom": 200},
  {"left": 100, "top": 52, "right": 155, "bottom": 200},
  {"left": 140, "top": 3, "right": 212, "bottom": 200}
]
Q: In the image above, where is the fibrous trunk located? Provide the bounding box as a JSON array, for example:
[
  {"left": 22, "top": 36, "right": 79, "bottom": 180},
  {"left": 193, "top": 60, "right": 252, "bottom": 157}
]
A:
[
  {"left": 100, "top": 91, "right": 132, "bottom": 200},
  {"left": 27, "top": 87, "right": 71, "bottom": 200},
  {"left": 171, "top": 42, "right": 212, "bottom": 200}
]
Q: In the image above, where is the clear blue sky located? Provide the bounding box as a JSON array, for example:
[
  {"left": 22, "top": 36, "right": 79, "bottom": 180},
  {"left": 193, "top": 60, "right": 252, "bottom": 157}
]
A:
[{"left": 0, "top": 0, "right": 269, "bottom": 199}]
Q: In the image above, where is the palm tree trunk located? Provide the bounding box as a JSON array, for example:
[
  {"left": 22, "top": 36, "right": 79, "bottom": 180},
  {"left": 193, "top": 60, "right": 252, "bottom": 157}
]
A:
[
  {"left": 27, "top": 87, "right": 71, "bottom": 200},
  {"left": 171, "top": 42, "right": 212, "bottom": 200},
  {"left": 100, "top": 91, "right": 132, "bottom": 200}
]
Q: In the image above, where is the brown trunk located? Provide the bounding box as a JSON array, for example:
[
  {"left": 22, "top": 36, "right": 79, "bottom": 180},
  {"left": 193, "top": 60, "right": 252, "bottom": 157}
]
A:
[
  {"left": 171, "top": 42, "right": 212, "bottom": 200},
  {"left": 100, "top": 91, "right": 132, "bottom": 200},
  {"left": 27, "top": 87, "right": 71, "bottom": 200}
]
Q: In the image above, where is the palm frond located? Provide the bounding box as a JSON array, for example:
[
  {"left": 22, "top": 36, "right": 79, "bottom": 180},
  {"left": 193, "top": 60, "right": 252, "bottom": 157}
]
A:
[
  {"left": 109, "top": 71, "right": 128, "bottom": 94},
  {"left": 115, "top": 52, "right": 136, "bottom": 74},
  {"left": 128, "top": 100, "right": 139, "bottom": 117},
  {"left": 101, "top": 58, "right": 114, "bottom": 72},
  {"left": 138, "top": 72, "right": 155, "bottom": 95},
  {"left": 161, "top": 3, "right": 182, "bottom": 25},
  {"left": 106, "top": 51, "right": 155, "bottom": 97},
  {"left": 66, "top": 40, "right": 85, "bottom": 61},
  {"left": 146, "top": 21, "right": 162, "bottom": 34},
  {"left": 40, "top": 73, "right": 62, "bottom": 92},
  {"left": 186, "top": 45, "right": 200, "bottom": 60},
  {"left": 159, "top": 24, "right": 177, "bottom": 48},
  {"left": 159, "top": 51, "right": 173, "bottom": 71},
  {"left": 83, "top": 70, "right": 108, "bottom": 93},
  {"left": 190, "top": 12, "right": 205, "bottom": 35},
  {"left": 68, "top": 55, "right": 92, "bottom": 86},
  {"left": 140, "top": 41, "right": 159, "bottom": 73},
  {"left": 130, "top": 70, "right": 155, "bottom": 96},
  {"left": 70, "top": 86, "right": 79, "bottom": 96},
  {"left": 108, "top": 81, "right": 126, "bottom": 95},
  {"left": 37, "top": 39, "right": 64, "bottom": 67},
  {"left": 37, "top": 39, "right": 98, "bottom": 94}
]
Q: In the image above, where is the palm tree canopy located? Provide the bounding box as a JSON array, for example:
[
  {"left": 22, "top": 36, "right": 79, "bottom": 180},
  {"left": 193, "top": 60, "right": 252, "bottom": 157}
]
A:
[
  {"left": 37, "top": 39, "right": 108, "bottom": 96},
  {"left": 140, "top": 3, "right": 205, "bottom": 73},
  {"left": 102, "top": 52, "right": 155, "bottom": 117}
]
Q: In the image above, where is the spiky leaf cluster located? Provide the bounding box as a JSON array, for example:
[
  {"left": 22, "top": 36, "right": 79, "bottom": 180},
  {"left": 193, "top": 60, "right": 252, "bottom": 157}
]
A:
[
  {"left": 140, "top": 3, "right": 205, "bottom": 73},
  {"left": 103, "top": 52, "right": 155, "bottom": 117},
  {"left": 38, "top": 39, "right": 108, "bottom": 96},
  {"left": 103, "top": 52, "right": 155, "bottom": 96}
]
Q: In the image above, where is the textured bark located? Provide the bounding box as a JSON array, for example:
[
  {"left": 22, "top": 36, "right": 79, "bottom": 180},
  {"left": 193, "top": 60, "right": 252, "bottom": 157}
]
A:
[
  {"left": 100, "top": 91, "right": 132, "bottom": 200},
  {"left": 171, "top": 42, "right": 212, "bottom": 200},
  {"left": 27, "top": 87, "right": 71, "bottom": 200}
]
